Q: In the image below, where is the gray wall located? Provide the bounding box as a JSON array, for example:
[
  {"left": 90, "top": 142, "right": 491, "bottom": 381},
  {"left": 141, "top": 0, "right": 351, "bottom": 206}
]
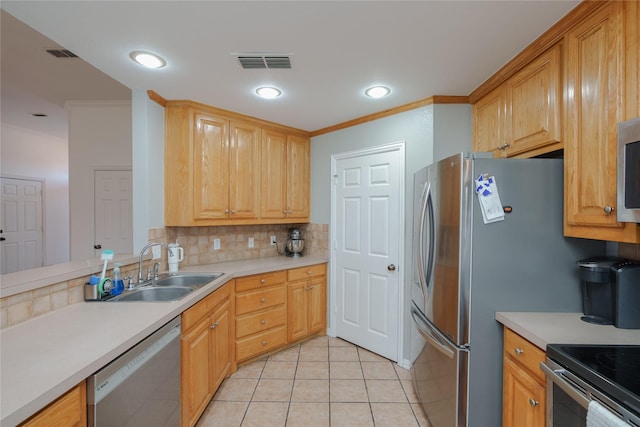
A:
[{"left": 310, "top": 103, "right": 471, "bottom": 363}]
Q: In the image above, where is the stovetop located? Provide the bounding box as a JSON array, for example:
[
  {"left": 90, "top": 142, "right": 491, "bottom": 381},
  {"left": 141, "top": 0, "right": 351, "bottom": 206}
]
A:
[{"left": 547, "top": 344, "right": 640, "bottom": 414}]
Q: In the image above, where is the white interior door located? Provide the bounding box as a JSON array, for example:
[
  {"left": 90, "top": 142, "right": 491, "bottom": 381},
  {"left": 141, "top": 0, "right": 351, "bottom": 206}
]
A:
[
  {"left": 0, "top": 177, "right": 44, "bottom": 274},
  {"left": 94, "top": 170, "right": 132, "bottom": 256},
  {"left": 332, "top": 143, "right": 404, "bottom": 361}
]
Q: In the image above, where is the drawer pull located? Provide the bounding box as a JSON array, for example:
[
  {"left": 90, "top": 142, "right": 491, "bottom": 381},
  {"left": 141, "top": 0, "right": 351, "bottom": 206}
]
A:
[
  {"left": 529, "top": 398, "right": 539, "bottom": 407},
  {"left": 262, "top": 341, "right": 267, "bottom": 346},
  {"left": 261, "top": 320, "right": 266, "bottom": 325},
  {"left": 261, "top": 298, "right": 267, "bottom": 303},
  {"left": 514, "top": 348, "right": 524, "bottom": 356},
  {"left": 261, "top": 279, "right": 266, "bottom": 284}
]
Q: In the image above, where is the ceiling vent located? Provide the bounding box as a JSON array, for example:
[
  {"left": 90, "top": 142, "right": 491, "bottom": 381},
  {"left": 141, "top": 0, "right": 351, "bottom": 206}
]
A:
[
  {"left": 237, "top": 55, "right": 291, "bottom": 69},
  {"left": 46, "top": 49, "right": 78, "bottom": 58}
]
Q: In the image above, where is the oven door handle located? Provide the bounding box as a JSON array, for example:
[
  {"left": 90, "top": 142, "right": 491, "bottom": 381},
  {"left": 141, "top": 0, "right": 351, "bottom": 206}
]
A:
[{"left": 539, "top": 361, "right": 590, "bottom": 409}]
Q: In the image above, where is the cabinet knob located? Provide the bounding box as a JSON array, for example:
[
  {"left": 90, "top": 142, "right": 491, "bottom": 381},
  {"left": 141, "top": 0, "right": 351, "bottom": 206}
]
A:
[
  {"left": 261, "top": 320, "right": 266, "bottom": 325},
  {"left": 529, "top": 398, "right": 539, "bottom": 407},
  {"left": 307, "top": 271, "right": 312, "bottom": 275},
  {"left": 261, "top": 298, "right": 267, "bottom": 303},
  {"left": 231, "top": 209, "right": 236, "bottom": 214},
  {"left": 514, "top": 348, "right": 524, "bottom": 356},
  {"left": 283, "top": 210, "right": 288, "bottom": 214},
  {"left": 309, "top": 285, "right": 314, "bottom": 290},
  {"left": 603, "top": 205, "right": 615, "bottom": 214},
  {"left": 261, "top": 279, "right": 266, "bottom": 284},
  {"left": 262, "top": 341, "right": 267, "bottom": 346},
  {"left": 225, "top": 209, "right": 229, "bottom": 214},
  {"left": 210, "top": 321, "right": 219, "bottom": 329},
  {"left": 497, "top": 143, "right": 511, "bottom": 150}
]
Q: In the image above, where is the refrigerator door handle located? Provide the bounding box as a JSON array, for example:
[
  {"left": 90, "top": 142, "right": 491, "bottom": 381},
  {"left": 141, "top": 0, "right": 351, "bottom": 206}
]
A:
[
  {"left": 411, "top": 305, "right": 455, "bottom": 359},
  {"left": 417, "top": 183, "right": 435, "bottom": 297}
]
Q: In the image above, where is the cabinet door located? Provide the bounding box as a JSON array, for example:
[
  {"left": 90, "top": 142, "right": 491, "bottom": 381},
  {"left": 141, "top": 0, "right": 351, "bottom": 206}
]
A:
[
  {"left": 286, "top": 135, "right": 310, "bottom": 219},
  {"left": 307, "top": 276, "right": 326, "bottom": 335},
  {"left": 260, "top": 129, "right": 288, "bottom": 219},
  {"left": 193, "top": 113, "right": 230, "bottom": 220},
  {"left": 287, "top": 280, "right": 308, "bottom": 342},
  {"left": 505, "top": 44, "right": 562, "bottom": 157},
  {"left": 181, "top": 316, "right": 213, "bottom": 427},
  {"left": 503, "top": 357, "right": 545, "bottom": 427},
  {"left": 230, "top": 121, "right": 260, "bottom": 219},
  {"left": 472, "top": 85, "right": 507, "bottom": 155},
  {"left": 211, "top": 299, "right": 231, "bottom": 390},
  {"left": 564, "top": 3, "right": 635, "bottom": 241},
  {"left": 22, "top": 382, "right": 86, "bottom": 427}
]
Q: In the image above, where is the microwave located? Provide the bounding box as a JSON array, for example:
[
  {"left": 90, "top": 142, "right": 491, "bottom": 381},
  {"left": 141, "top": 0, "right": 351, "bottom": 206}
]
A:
[{"left": 617, "top": 117, "right": 640, "bottom": 223}]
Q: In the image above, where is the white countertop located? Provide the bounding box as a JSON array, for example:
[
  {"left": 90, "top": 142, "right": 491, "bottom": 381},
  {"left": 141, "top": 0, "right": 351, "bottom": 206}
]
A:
[
  {"left": 496, "top": 312, "right": 640, "bottom": 350},
  {"left": 0, "top": 256, "right": 327, "bottom": 427}
]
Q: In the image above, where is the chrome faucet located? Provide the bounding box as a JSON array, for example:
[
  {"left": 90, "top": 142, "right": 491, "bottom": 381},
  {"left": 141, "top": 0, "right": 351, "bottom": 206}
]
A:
[{"left": 137, "top": 242, "right": 168, "bottom": 283}]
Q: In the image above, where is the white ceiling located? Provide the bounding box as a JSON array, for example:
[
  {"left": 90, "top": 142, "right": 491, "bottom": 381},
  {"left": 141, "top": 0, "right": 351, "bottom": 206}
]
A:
[{"left": 1, "top": 1, "right": 580, "bottom": 137}]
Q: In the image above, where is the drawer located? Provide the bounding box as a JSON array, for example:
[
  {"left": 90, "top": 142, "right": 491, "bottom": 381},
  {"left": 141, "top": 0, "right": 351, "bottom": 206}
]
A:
[
  {"left": 236, "top": 325, "right": 287, "bottom": 362},
  {"left": 288, "top": 264, "right": 326, "bottom": 282},
  {"left": 236, "top": 305, "right": 287, "bottom": 339},
  {"left": 236, "top": 270, "right": 287, "bottom": 293},
  {"left": 504, "top": 328, "right": 546, "bottom": 384},
  {"left": 235, "top": 285, "right": 286, "bottom": 316},
  {"left": 182, "top": 282, "right": 231, "bottom": 333}
]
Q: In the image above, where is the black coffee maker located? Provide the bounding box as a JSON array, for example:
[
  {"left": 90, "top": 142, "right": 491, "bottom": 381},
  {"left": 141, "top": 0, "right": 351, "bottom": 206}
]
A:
[{"left": 577, "top": 257, "right": 622, "bottom": 325}]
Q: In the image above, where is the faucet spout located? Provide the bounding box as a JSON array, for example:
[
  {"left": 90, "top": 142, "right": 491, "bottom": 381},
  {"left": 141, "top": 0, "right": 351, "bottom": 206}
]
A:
[{"left": 138, "top": 242, "right": 168, "bottom": 283}]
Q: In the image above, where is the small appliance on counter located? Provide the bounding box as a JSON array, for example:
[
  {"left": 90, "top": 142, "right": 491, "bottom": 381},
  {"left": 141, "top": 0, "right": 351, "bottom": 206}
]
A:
[
  {"left": 577, "top": 256, "right": 622, "bottom": 325},
  {"left": 285, "top": 227, "right": 304, "bottom": 257},
  {"left": 611, "top": 260, "right": 640, "bottom": 329}
]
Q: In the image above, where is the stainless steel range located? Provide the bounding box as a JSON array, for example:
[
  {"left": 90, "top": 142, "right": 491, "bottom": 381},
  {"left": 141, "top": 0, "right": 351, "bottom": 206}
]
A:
[{"left": 541, "top": 344, "right": 640, "bottom": 426}]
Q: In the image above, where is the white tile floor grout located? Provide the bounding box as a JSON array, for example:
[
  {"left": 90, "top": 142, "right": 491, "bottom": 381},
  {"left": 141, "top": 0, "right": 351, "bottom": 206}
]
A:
[{"left": 195, "top": 336, "right": 430, "bottom": 427}]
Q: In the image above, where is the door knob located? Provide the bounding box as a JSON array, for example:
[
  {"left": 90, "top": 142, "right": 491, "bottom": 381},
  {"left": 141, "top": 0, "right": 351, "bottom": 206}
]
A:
[
  {"left": 94, "top": 244, "right": 102, "bottom": 249},
  {"left": 388, "top": 264, "right": 396, "bottom": 271},
  {"left": 0, "top": 238, "right": 5, "bottom": 242}
]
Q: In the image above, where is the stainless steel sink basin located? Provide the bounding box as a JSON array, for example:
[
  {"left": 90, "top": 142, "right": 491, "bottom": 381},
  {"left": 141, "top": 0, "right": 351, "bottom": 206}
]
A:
[
  {"left": 107, "top": 272, "right": 224, "bottom": 302},
  {"left": 154, "top": 273, "right": 224, "bottom": 288},
  {"left": 114, "top": 287, "right": 194, "bottom": 302}
]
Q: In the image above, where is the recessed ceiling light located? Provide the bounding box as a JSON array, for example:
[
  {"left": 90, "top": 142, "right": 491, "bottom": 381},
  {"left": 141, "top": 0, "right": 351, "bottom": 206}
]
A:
[
  {"left": 365, "top": 85, "right": 391, "bottom": 98},
  {"left": 129, "top": 51, "right": 166, "bottom": 69},
  {"left": 256, "top": 86, "right": 282, "bottom": 99}
]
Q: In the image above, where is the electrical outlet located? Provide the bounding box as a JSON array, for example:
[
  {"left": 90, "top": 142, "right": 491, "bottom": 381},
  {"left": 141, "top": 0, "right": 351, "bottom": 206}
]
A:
[
  {"left": 248, "top": 237, "right": 255, "bottom": 248},
  {"left": 213, "top": 239, "right": 221, "bottom": 250},
  {"left": 270, "top": 235, "right": 277, "bottom": 246},
  {"left": 152, "top": 245, "right": 161, "bottom": 259}
]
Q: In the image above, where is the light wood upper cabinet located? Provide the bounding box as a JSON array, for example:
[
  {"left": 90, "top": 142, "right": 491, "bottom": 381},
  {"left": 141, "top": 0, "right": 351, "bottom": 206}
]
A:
[
  {"left": 472, "top": 44, "right": 562, "bottom": 158},
  {"left": 165, "top": 101, "right": 310, "bottom": 226},
  {"left": 473, "top": 85, "right": 507, "bottom": 155},
  {"left": 260, "top": 129, "right": 310, "bottom": 221},
  {"left": 564, "top": 1, "right": 640, "bottom": 243},
  {"left": 505, "top": 43, "right": 563, "bottom": 157}
]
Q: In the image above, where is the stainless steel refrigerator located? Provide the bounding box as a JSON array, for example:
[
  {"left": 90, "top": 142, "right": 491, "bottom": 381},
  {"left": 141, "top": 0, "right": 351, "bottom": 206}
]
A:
[{"left": 410, "top": 152, "right": 603, "bottom": 427}]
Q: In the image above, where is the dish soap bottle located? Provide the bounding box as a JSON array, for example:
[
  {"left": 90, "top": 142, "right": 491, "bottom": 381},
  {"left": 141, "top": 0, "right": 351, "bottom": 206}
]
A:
[{"left": 112, "top": 263, "right": 124, "bottom": 296}]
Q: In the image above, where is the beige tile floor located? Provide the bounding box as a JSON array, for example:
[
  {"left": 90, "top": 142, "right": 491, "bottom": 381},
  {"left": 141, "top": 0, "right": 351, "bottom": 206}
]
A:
[{"left": 196, "top": 336, "right": 430, "bottom": 427}]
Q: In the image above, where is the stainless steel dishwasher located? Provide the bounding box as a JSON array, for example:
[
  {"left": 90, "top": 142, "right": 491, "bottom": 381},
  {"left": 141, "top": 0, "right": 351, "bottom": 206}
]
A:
[{"left": 87, "top": 316, "right": 181, "bottom": 427}]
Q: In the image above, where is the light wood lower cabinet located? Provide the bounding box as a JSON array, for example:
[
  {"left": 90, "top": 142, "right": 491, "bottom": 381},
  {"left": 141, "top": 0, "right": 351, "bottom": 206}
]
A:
[
  {"left": 181, "top": 283, "right": 232, "bottom": 427},
  {"left": 502, "top": 328, "right": 546, "bottom": 427},
  {"left": 20, "top": 382, "right": 86, "bottom": 427},
  {"left": 235, "top": 271, "right": 288, "bottom": 363},
  {"left": 287, "top": 264, "right": 327, "bottom": 342}
]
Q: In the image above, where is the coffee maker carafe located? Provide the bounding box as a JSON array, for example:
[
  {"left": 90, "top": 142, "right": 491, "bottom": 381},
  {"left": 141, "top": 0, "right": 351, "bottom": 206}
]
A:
[{"left": 285, "top": 227, "right": 304, "bottom": 258}]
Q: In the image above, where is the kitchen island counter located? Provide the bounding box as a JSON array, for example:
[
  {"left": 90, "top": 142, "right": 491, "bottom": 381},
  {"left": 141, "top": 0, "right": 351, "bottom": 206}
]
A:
[
  {"left": 496, "top": 312, "right": 640, "bottom": 350},
  {"left": 0, "top": 256, "right": 327, "bottom": 427}
]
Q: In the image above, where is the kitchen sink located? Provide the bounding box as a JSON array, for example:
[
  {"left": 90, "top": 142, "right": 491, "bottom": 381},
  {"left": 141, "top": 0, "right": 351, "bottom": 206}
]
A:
[
  {"left": 106, "top": 272, "right": 224, "bottom": 302},
  {"left": 114, "top": 286, "right": 194, "bottom": 302}
]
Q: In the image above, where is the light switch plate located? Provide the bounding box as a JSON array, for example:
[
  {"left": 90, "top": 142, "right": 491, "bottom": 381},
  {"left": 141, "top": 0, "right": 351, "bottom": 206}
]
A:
[
  {"left": 152, "top": 245, "right": 161, "bottom": 259},
  {"left": 270, "top": 235, "right": 277, "bottom": 246},
  {"left": 213, "top": 239, "right": 221, "bottom": 250}
]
